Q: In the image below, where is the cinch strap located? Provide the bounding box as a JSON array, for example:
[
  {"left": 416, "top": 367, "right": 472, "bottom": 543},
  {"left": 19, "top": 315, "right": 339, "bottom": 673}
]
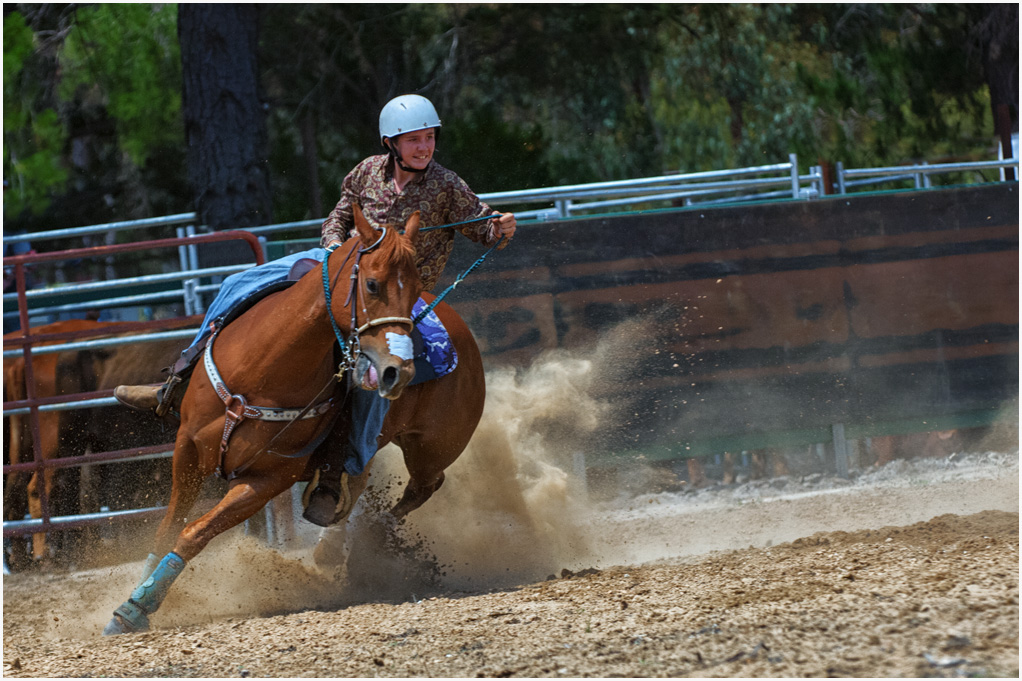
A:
[{"left": 203, "top": 329, "right": 335, "bottom": 474}]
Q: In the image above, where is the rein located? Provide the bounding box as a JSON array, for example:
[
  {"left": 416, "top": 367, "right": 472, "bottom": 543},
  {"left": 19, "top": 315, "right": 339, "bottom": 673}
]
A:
[
  {"left": 414, "top": 236, "right": 505, "bottom": 323},
  {"left": 411, "top": 213, "right": 507, "bottom": 323},
  {"left": 410, "top": 214, "right": 506, "bottom": 327}
]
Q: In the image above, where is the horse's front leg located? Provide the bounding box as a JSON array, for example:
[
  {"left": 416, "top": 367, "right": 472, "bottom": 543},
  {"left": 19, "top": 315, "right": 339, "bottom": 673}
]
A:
[
  {"left": 388, "top": 429, "right": 461, "bottom": 519},
  {"left": 122, "top": 436, "right": 208, "bottom": 592},
  {"left": 103, "top": 468, "right": 299, "bottom": 636},
  {"left": 151, "top": 436, "right": 206, "bottom": 559}
]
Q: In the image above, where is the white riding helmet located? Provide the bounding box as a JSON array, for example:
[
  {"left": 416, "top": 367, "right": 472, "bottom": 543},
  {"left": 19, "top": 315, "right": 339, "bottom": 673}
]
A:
[{"left": 379, "top": 94, "right": 442, "bottom": 145}]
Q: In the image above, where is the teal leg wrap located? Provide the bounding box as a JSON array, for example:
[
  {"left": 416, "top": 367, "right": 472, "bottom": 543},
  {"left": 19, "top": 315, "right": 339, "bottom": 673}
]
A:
[
  {"left": 103, "top": 552, "right": 186, "bottom": 636},
  {"left": 137, "top": 553, "right": 161, "bottom": 587},
  {"left": 128, "top": 552, "right": 186, "bottom": 614}
]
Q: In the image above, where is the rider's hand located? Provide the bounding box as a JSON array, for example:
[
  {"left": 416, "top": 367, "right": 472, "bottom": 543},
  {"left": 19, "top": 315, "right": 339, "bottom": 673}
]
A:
[
  {"left": 324, "top": 239, "right": 343, "bottom": 252},
  {"left": 489, "top": 212, "right": 517, "bottom": 242}
]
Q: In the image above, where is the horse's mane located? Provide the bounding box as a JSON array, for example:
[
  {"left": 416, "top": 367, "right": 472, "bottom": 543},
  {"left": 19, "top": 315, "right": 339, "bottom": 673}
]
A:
[{"left": 375, "top": 223, "right": 418, "bottom": 271}]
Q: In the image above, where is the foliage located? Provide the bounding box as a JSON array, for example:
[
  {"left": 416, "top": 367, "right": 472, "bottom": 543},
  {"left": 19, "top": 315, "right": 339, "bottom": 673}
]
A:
[
  {"left": 793, "top": 4, "right": 997, "bottom": 167},
  {"left": 58, "top": 3, "right": 182, "bottom": 167},
  {"left": 4, "top": 4, "right": 184, "bottom": 226},
  {"left": 4, "top": 10, "right": 69, "bottom": 217},
  {"left": 651, "top": 5, "right": 822, "bottom": 172}
]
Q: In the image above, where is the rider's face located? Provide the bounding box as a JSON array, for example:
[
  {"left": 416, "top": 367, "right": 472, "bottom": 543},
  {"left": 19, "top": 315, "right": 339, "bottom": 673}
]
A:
[{"left": 390, "top": 129, "right": 436, "bottom": 170}]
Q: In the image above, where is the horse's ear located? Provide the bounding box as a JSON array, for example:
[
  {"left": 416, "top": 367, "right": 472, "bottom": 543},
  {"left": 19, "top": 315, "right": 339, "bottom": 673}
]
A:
[
  {"left": 404, "top": 211, "right": 421, "bottom": 243},
  {"left": 353, "top": 203, "right": 376, "bottom": 246}
]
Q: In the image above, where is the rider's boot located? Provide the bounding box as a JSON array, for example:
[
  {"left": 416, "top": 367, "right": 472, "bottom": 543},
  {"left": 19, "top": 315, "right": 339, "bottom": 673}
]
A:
[
  {"left": 113, "top": 384, "right": 160, "bottom": 411},
  {"left": 113, "top": 340, "right": 205, "bottom": 416},
  {"left": 114, "top": 372, "right": 183, "bottom": 417},
  {"left": 302, "top": 466, "right": 353, "bottom": 527}
]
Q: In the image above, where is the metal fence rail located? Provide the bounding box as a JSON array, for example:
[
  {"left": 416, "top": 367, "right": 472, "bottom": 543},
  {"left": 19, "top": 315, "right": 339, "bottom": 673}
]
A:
[
  {"left": 835, "top": 158, "right": 1019, "bottom": 194},
  {"left": 6, "top": 212, "right": 196, "bottom": 245},
  {"left": 4, "top": 153, "right": 1017, "bottom": 253}
]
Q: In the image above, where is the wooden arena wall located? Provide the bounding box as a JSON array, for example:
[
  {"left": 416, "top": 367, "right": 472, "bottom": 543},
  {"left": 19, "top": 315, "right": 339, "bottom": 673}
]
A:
[{"left": 439, "top": 183, "right": 1019, "bottom": 453}]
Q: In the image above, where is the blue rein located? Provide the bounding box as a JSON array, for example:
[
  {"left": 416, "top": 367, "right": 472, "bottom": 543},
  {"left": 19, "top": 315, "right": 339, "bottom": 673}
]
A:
[
  {"left": 322, "top": 250, "right": 352, "bottom": 360},
  {"left": 414, "top": 235, "right": 505, "bottom": 324},
  {"left": 412, "top": 214, "right": 506, "bottom": 323}
]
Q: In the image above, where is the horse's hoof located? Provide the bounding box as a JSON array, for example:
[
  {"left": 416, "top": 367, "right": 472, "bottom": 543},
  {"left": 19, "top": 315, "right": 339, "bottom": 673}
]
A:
[
  {"left": 102, "top": 601, "right": 150, "bottom": 636},
  {"left": 102, "top": 615, "right": 132, "bottom": 636}
]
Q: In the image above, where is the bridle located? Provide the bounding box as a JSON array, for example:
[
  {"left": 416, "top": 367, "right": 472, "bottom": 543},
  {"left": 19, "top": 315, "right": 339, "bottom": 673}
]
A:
[{"left": 322, "top": 225, "right": 414, "bottom": 375}]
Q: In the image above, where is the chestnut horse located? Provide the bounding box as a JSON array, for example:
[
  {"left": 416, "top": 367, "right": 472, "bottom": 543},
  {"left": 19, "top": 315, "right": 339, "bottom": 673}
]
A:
[{"left": 103, "top": 206, "right": 485, "bottom": 635}]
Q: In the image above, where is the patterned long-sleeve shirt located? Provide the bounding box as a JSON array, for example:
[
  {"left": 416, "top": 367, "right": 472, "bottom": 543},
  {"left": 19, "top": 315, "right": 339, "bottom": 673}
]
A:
[{"left": 321, "top": 155, "right": 508, "bottom": 291}]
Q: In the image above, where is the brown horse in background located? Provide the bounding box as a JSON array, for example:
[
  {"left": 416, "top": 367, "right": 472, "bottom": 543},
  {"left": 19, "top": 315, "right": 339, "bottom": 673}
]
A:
[
  {"left": 103, "top": 206, "right": 486, "bottom": 635},
  {"left": 4, "top": 320, "right": 95, "bottom": 565},
  {"left": 4, "top": 319, "right": 191, "bottom": 567}
]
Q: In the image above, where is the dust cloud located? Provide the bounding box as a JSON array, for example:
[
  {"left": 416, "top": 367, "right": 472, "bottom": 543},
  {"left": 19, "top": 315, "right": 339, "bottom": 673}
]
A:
[{"left": 366, "top": 319, "right": 652, "bottom": 591}]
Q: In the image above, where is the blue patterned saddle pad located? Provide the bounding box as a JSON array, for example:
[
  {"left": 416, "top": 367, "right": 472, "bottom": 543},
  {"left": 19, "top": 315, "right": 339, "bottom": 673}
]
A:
[{"left": 411, "top": 298, "right": 457, "bottom": 384}]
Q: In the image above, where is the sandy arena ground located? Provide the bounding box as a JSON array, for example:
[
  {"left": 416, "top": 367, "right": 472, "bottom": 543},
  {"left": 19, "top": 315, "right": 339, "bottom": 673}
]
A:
[{"left": 3, "top": 350, "right": 1019, "bottom": 678}]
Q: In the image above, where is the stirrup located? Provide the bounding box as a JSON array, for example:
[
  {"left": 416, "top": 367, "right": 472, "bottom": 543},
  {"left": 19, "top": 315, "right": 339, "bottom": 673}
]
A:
[
  {"left": 152, "top": 337, "right": 206, "bottom": 418},
  {"left": 154, "top": 373, "right": 184, "bottom": 418},
  {"left": 302, "top": 469, "right": 353, "bottom": 527}
]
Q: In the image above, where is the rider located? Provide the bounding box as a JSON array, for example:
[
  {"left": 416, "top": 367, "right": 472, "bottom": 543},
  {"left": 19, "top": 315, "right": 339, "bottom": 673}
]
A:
[{"left": 114, "top": 94, "right": 517, "bottom": 526}]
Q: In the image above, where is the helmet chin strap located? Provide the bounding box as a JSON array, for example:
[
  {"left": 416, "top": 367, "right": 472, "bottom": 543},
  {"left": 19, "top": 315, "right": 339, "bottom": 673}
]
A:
[{"left": 385, "top": 139, "right": 430, "bottom": 174}]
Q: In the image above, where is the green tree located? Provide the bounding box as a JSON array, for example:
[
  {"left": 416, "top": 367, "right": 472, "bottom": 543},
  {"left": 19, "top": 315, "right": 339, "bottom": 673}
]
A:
[
  {"left": 650, "top": 5, "right": 823, "bottom": 173},
  {"left": 4, "top": 4, "right": 186, "bottom": 227},
  {"left": 792, "top": 4, "right": 1004, "bottom": 169},
  {"left": 59, "top": 4, "right": 182, "bottom": 167},
  {"left": 3, "top": 9, "right": 69, "bottom": 218}
]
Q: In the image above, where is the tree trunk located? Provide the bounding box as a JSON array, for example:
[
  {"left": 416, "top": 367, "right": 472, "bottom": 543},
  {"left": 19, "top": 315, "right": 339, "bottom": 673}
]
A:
[
  {"left": 980, "top": 4, "right": 1018, "bottom": 180},
  {"left": 300, "top": 109, "right": 322, "bottom": 219},
  {"left": 179, "top": 4, "right": 272, "bottom": 265}
]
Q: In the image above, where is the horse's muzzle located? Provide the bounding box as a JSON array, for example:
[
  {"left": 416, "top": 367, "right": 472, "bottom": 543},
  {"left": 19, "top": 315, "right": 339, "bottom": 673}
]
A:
[{"left": 354, "top": 350, "right": 414, "bottom": 399}]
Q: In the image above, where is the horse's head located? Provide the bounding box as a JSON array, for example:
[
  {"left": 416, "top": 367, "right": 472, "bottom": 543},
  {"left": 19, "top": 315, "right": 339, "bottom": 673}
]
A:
[{"left": 344, "top": 204, "right": 423, "bottom": 400}]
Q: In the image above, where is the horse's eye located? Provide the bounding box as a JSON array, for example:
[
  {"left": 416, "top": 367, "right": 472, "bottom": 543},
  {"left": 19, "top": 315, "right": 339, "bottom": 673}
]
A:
[{"left": 366, "top": 279, "right": 379, "bottom": 295}]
